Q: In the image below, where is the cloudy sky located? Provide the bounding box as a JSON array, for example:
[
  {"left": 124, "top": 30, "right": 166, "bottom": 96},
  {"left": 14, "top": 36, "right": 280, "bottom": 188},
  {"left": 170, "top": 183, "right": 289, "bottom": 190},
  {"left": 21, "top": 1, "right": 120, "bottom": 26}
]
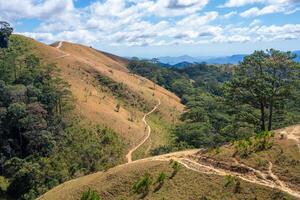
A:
[{"left": 1, "top": 0, "right": 300, "bottom": 57}]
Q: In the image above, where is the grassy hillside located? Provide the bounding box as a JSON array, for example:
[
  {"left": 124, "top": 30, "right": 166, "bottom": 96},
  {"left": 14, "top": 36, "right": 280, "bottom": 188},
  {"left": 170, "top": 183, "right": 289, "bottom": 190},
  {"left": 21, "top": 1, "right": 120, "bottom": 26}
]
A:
[
  {"left": 31, "top": 37, "right": 184, "bottom": 151},
  {"left": 197, "top": 126, "right": 300, "bottom": 192},
  {"left": 0, "top": 35, "right": 184, "bottom": 199},
  {"left": 38, "top": 126, "right": 300, "bottom": 200},
  {"left": 38, "top": 160, "right": 295, "bottom": 200}
]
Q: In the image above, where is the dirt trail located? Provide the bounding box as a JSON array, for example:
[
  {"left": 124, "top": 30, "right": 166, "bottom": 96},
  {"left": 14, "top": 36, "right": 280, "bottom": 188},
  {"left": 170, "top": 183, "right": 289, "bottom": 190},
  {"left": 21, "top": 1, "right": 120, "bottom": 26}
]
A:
[
  {"left": 53, "top": 41, "right": 70, "bottom": 59},
  {"left": 280, "top": 125, "right": 300, "bottom": 153},
  {"left": 51, "top": 42, "right": 162, "bottom": 163},
  {"left": 121, "top": 124, "right": 300, "bottom": 199},
  {"left": 126, "top": 99, "right": 161, "bottom": 163},
  {"left": 137, "top": 149, "right": 300, "bottom": 199}
]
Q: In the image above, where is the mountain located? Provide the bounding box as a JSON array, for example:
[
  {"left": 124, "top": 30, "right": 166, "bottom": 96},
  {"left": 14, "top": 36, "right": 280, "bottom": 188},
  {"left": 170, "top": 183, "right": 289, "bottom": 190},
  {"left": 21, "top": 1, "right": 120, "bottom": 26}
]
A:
[
  {"left": 157, "top": 55, "right": 200, "bottom": 65},
  {"left": 204, "top": 54, "right": 246, "bottom": 64},
  {"left": 157, "top": 54, "right": 246, "bottom": 65},
  {"left": 157, "top": 51, "right": 300, "bottom": 66}
]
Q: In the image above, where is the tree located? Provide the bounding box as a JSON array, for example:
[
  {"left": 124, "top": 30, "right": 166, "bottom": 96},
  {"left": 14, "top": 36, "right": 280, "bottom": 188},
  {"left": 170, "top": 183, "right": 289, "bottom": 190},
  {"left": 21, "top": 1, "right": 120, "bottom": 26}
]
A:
[
  {"left": 0, "top": 21, "right": 13, "bottom": 48},
  {"left": 224, "top": 49, "right": 300, "bottom": 131}
]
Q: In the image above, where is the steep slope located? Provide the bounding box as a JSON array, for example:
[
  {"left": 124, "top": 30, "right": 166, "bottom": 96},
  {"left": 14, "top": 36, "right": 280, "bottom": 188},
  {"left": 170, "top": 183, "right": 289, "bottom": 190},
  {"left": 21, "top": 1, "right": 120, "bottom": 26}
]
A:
[
  {"left": 38, "top": 125, "right": 300, "bottom": 200},
  {"left": 18, "top": 35, "right": 184, "bottom": 160}
]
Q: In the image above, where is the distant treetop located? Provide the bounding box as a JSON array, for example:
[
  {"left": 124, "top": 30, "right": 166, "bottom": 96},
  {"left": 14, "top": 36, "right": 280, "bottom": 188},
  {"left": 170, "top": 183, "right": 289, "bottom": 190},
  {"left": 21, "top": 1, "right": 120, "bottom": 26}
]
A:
[{"left": 0, "top": 21, "right": 13, "bottom": 48}]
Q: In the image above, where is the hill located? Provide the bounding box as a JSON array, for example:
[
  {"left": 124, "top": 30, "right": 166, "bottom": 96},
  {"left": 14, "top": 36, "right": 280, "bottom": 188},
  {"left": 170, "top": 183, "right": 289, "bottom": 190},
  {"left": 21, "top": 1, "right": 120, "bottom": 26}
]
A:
[
  {"left": 38, "top": 125, "right": 300, "bottom": 200},
  {"left": 0, "top": 35, "right": 184, "bottom": 199},
  {"left": 28, "top": 36, "right": 184, "bottom": 158}
]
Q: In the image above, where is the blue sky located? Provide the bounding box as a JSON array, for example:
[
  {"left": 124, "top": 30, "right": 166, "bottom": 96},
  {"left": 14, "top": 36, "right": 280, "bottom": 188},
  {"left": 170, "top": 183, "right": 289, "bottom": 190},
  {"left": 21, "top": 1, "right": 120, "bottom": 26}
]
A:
[{"left": 1, "top": 0, "right": 300, "bottom": 57}]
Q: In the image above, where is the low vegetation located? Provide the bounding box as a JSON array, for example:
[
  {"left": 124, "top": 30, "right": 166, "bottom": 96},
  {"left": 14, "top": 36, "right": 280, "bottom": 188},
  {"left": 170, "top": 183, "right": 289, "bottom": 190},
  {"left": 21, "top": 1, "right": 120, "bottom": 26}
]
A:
[
  {"left": 233, "top": 131, "right": 274, "bottom": 158},
  {"left": 96, "top": 74, "right": 151, "bottom": 112},
  {"left": 81, "top": 189, "right": 102, "bottom": 200}
]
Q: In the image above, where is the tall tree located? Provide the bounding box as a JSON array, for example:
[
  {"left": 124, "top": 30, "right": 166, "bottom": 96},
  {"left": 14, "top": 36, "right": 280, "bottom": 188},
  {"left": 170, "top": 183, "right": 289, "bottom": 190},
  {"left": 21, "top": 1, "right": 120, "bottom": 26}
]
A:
[
  {"left": 224, "top": 49, "right": 300, "bottom": 131},
  {"left": 0, "top": 21, "right": 13, "bottom": 48}
]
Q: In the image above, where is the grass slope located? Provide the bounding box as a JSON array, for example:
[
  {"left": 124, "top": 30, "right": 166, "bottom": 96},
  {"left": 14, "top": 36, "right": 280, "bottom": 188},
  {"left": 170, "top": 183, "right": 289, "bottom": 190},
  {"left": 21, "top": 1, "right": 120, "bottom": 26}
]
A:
[
  {"left": 15, "top": 35, "right": 184, "bottom": 158},
  {"left": 196, "top": 126, "right": 300, "bottom": 193},
  {"left": 38, "top": 160, "right": 294, "bottom": 200}
]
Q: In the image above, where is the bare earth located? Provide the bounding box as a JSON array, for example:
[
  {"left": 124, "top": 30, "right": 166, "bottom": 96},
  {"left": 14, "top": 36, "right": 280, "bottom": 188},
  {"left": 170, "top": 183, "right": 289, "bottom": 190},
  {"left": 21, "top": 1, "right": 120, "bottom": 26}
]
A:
[{"left": 126, "top": 99, "right": 161, "bottom": 163}]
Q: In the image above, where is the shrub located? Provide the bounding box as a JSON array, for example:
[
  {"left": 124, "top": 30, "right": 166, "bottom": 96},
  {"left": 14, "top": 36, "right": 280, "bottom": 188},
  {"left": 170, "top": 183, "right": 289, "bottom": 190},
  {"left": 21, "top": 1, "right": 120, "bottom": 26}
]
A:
[
  {"left": 224, "top": 175, "right": 241, "bottom": 193},
  {"left": 154, "top": 172, "right": 166, "bottom": 192},
  {"left": 170, "top": 160, "right": 181, "bottom": 178},
  {"left": 133, "top": 173, "right": 153, "bottom": 196},
  {"left": 233, "top": 131, "right": 274, "bottom": 158},
  {"left": 81, "top": 188, "right": 101, "bottom": 200}
]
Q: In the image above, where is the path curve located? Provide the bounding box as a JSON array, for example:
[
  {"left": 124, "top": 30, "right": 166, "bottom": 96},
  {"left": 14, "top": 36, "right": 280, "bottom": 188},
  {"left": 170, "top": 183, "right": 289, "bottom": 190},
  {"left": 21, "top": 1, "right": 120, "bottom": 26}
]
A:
[
  {"left": 126, "top": 99, "right": 161, "bottom": 163},
  {"left": 53, "top": 41, "right": 70, "bottom": 59}
]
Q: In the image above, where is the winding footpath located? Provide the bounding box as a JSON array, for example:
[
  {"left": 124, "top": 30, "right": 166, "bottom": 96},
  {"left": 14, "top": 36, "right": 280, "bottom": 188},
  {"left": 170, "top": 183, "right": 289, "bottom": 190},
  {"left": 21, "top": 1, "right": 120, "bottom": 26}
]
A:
[
  {"left": 51, "top": 43, "right": 300, "bottom": 199},
  {"left": 53, "top": 41, "right": 70, "bottom": 59},
  {"left": 126, "top": 99, "right": 161, "bottom": 163}
]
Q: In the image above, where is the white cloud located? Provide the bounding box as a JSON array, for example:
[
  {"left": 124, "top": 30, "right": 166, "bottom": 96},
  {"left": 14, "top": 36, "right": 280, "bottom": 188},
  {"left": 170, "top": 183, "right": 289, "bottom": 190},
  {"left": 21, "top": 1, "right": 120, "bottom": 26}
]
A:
[
  {"left": 222, "top": 11, "right": 238, "bottom": 19},
  {"left": 223, "top": 0, "right": 300, "bottom": 17},
  {"left": 3, "top": 0, "right": 300, "bottom": 47},
  {"left": 222, "top": 0, "right": 299, "bottom": 7},
  {"left": 222, "top": 0, "right": 264, "bottom": 8},
  {"left": 148, "top": 0, "right": 209, "bottom": 17},
  {"left": 249, "top": 19, "right": 262, "bottom": 26},
  {"left": 240, "top": 5, "right": 285, "bottom": 17},
  {"left": 0, "top": 0, "right": 74, "bottom": 20}
]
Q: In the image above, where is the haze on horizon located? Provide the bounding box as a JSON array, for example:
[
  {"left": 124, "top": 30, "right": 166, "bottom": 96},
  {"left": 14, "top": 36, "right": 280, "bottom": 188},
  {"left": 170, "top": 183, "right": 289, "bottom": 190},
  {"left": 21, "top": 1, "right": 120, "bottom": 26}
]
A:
[{"left": 1, "top": 0, "right": 300, "bottom": 58}]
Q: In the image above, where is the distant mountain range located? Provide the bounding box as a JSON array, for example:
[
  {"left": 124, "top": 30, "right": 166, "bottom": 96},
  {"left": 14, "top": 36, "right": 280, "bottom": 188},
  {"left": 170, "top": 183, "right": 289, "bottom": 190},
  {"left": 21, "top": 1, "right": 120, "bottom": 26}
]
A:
[{"left": 157, "top": 51, "right": 300, "bottom": 66}]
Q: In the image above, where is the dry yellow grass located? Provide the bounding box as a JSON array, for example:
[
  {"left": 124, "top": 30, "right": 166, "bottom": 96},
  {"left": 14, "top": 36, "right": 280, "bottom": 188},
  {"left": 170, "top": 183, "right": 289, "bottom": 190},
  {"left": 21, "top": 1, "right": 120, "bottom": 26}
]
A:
[
  {"left": 38, "top": 160, "right": 295, "bottom": 200},
  {"left": 19, "top": 35, "right": 184, "bottom": 152}
]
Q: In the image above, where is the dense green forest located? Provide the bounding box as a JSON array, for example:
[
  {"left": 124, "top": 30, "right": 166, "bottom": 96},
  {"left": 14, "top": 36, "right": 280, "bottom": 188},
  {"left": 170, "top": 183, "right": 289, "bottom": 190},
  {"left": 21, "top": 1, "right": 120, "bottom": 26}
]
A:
[
  {"left": 129, "top": 52, "right": 300, "bottom": 154},
  {"left": 0, "top": 23, "right": 124, "bottom": 200}
]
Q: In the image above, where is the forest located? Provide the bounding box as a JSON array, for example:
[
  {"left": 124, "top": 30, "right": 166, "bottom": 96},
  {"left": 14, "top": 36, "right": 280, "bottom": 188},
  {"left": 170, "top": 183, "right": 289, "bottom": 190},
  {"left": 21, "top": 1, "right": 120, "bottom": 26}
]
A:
[
  {"left": 129, "top": 51, "right": 300, "bottom": 154},
  {"left": 0, "top": 23, "right": 124, "bottom": 200}
]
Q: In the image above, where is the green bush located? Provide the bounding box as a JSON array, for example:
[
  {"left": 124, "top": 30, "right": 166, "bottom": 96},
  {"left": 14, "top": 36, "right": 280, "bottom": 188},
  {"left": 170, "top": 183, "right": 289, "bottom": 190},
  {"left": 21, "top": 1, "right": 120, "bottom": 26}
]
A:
[
  {"left": 133, "top": 173, "right": 153, "bottom": 196},
  {"left": 81, "top": 188, "right": 101, "bottom": 200}
]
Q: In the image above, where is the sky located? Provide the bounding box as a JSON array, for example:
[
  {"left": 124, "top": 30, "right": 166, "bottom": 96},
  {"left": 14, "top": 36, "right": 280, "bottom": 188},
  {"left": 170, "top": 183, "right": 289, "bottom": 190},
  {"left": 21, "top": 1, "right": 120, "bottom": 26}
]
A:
[{"left": 1, "top": 0, "right": 300, "bottom": 58}]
